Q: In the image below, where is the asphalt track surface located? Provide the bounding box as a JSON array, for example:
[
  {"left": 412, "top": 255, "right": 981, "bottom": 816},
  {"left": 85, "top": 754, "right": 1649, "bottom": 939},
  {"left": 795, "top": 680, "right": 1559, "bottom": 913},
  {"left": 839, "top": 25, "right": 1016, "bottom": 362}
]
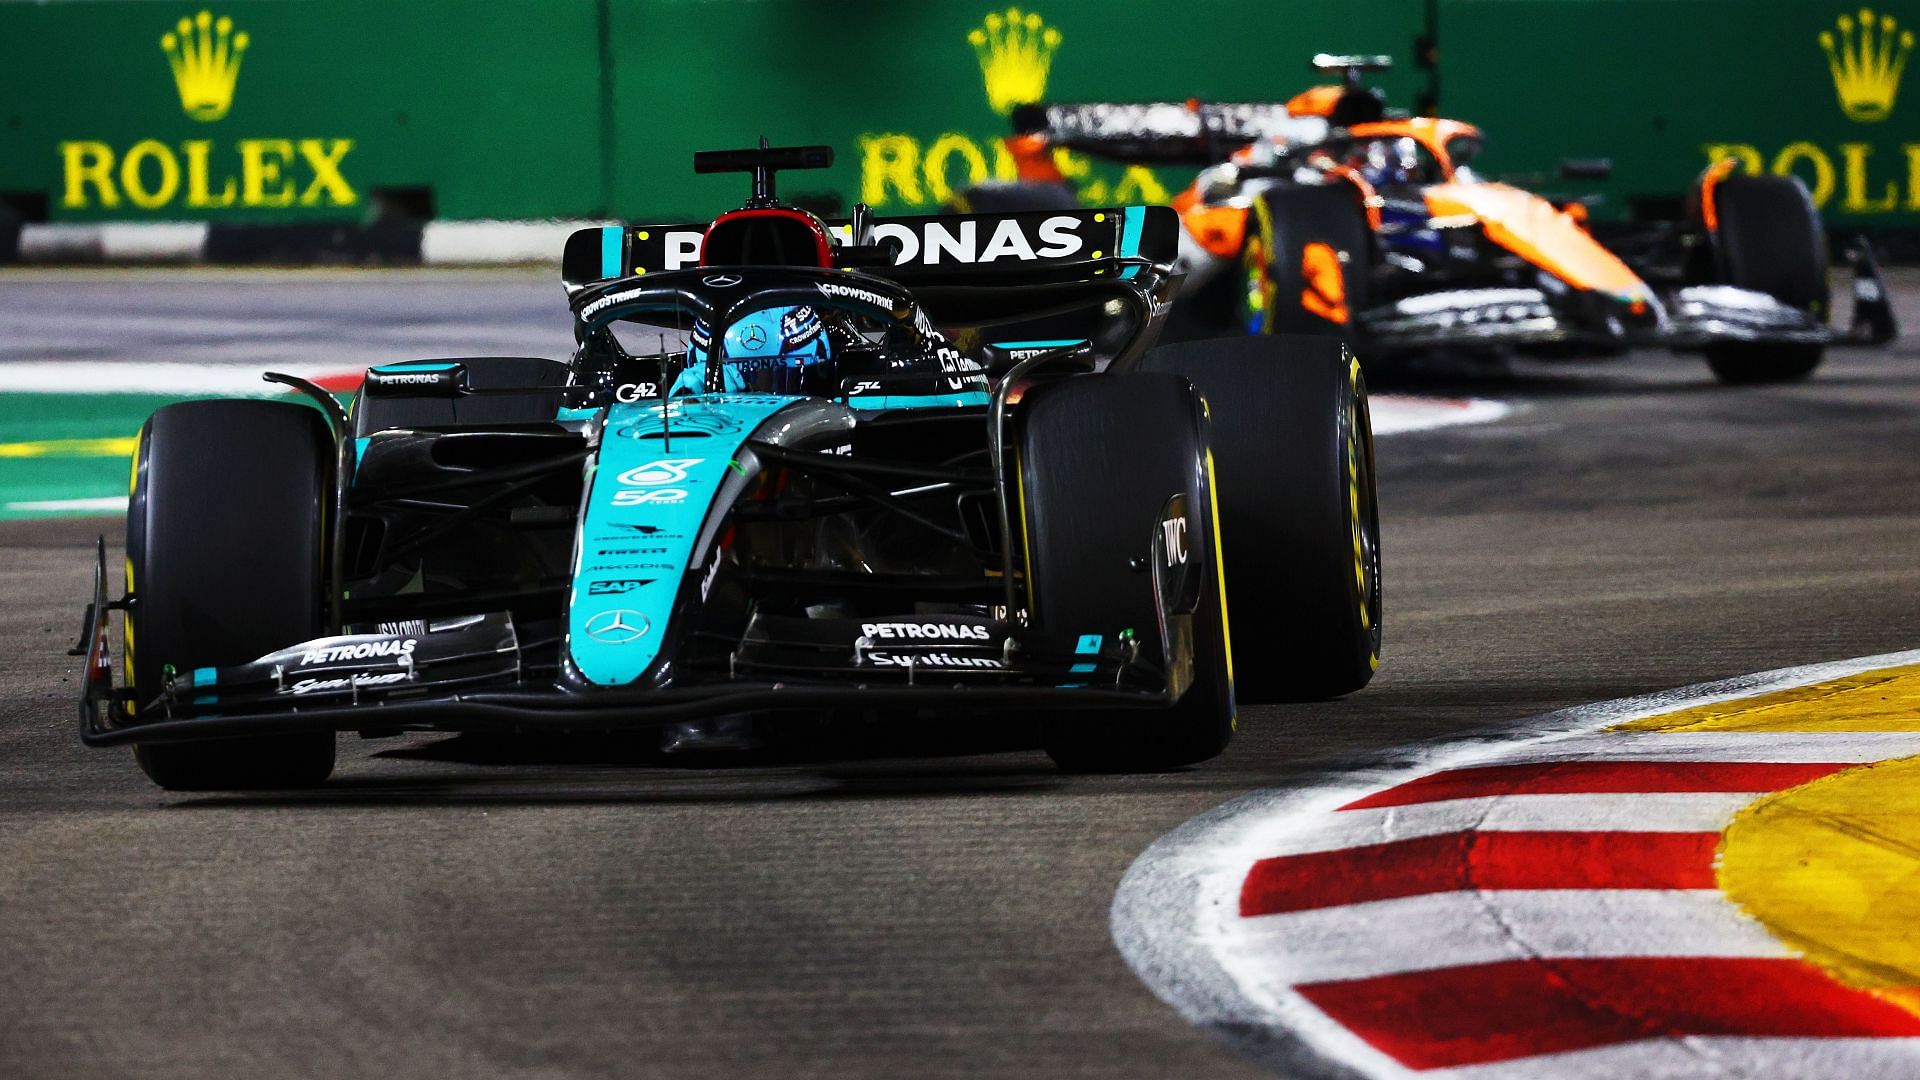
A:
[{"left": 1, "top": 269, "right": 1918, "bottom": 1079}]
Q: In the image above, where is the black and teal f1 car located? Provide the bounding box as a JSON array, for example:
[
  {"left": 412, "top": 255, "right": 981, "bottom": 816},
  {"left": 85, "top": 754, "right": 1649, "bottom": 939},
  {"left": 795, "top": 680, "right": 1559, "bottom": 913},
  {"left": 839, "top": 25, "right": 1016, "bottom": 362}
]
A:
[{"left": 74, "top": 144, "right": 1382, "bottom": 791}]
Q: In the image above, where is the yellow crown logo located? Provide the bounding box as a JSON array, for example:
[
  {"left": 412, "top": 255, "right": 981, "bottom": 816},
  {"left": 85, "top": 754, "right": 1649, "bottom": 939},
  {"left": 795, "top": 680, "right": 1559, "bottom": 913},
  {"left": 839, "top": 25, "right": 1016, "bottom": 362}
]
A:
[
  {"left": 968, "top": 7, "right": 1063, "bottom": 115},
  {"left": 1819, "top": 7, "right": 1913, "bottom": 121},
  {"left": 159, "top": 10, "right": 249, "bottom": 122}
]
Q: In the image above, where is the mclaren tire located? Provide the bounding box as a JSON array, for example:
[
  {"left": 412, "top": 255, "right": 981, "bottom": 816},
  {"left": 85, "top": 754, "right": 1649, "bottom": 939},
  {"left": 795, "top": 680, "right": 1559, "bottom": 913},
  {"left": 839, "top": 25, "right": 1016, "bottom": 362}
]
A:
[{"left": 1704, "top": 175, "right": 1829, "bottom": 385}]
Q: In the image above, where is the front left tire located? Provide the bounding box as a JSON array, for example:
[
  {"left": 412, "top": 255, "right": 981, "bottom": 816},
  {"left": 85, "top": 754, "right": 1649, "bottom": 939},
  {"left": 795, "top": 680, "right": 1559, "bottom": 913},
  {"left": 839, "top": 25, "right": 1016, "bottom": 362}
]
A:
[{"left": 127, "top": 399, "right": 337, "bottom": 790}]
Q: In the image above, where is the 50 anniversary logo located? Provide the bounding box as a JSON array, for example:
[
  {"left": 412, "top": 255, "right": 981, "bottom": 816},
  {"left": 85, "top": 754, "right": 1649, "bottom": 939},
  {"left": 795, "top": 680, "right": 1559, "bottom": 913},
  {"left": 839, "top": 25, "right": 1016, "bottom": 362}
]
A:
[{"left": 58, "top": 9, "right": 356, "bottom": 212}]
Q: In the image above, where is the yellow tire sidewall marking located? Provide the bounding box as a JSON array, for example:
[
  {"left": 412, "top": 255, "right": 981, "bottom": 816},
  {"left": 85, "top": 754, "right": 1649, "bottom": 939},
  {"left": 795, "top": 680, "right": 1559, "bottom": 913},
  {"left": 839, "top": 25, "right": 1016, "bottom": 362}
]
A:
[
  {"left": 1204, "top": 447, "right": 1235, "bottom": 720},
  {"left": 1345, "top": 353, "right": 1379, "bottom": 669}
]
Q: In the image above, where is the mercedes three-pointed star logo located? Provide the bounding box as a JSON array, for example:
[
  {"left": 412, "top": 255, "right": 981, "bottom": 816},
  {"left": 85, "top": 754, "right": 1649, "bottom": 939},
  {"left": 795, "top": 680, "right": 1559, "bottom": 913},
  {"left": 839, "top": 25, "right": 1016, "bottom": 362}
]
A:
[
  {"left": 585, "top": 609, "right": 651, "bottom": 644},
  {"left": 738, "top": 324, "right": 769, "bottom": 349},
  {"left": 702, "top": 273, "right": 743, "bottom": 288}
]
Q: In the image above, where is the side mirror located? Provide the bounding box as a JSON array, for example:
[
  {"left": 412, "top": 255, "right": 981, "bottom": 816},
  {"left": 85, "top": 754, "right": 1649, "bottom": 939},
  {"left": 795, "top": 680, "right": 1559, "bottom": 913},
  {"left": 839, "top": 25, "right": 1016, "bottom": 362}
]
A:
[{"left": 1559, "top": 158, "right": 1613, "bottom": 181}]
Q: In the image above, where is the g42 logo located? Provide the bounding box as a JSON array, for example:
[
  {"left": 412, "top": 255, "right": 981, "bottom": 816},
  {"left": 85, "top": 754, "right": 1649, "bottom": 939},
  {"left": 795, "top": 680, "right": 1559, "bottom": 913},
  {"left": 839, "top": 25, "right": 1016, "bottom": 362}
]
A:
[{"left": 612, "top": 458, "right": 701, "bottom": 506}]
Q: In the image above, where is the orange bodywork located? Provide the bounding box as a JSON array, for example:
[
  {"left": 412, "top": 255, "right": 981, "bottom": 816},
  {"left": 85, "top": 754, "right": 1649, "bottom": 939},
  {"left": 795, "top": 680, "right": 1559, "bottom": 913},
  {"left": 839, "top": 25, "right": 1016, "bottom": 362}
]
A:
[
  {"left": 1423, "top": 182, "right": 1648, "bottom": 302},
  {"left": 1173, "top": 184, "right": 1250, "bottom": 259},
  {"left": 1184, "top": 204, "right": 1249, "bottom": 260},
  {"left": 1286, "top": 84, "right": 1346, "bottom": 118},
  {"left": 1165, "top": 112, "right": 1646, "bottom": 308},
  {"left": 1299, "top": 242, "right": 1349, "bottom": 324},
  {"left": 1347, "top": 118, "right": 1483, "bottom": 180},
  {"left": 1323, "top": 165, "right": 1384, "bottom": 230},
  {"left": 1004, "top": 133, "right": 1066, "bottom": 184},
  {"left": 1698, "top": 156, "right": 1742, "bottom": 233},
  {"left": 1173, "top": 166, "right": 1375, "bottom": 261}
]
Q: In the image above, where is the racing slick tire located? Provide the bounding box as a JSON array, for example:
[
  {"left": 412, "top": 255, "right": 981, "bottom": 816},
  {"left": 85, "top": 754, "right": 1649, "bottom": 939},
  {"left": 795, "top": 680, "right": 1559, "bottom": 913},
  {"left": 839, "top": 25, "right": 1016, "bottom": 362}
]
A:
[
  {"left": 1704, "top": 175, "right": 1828, "bottom": 385},
  {"left": 127, "top": 400, "right": 337, "bottom": 790},
  {"left": 1142, "top": 335, "right": 1381, "bottom": 701},
  {"left": 1244, "top": 183, "right": 1372, "bottom": 339},
  {"left": 1016, "top": 374, "right": 1235, "bottom": 772},
  {"left": 350, "top": 355, "right": 571, "bottom": 437}
]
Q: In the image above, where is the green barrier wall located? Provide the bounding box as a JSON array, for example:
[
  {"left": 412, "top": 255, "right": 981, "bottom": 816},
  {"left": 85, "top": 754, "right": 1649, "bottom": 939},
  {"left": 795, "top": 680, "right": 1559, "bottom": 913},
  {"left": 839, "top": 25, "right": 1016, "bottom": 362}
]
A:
[
  {"left": 602, "top": 0, "right": 1424, "bottom": 218},
  {"left": 0, "top": 0, "right": 1422, "bottom": 223},
  {"left": 1, "top": 0, "right": 1914, "bottom": 226},
  {"left": 0, "top": 0, "right": 606, "bottom": 221},
  {"left": 1440, "top": 0, "right": 1920, "bottom": 225}
]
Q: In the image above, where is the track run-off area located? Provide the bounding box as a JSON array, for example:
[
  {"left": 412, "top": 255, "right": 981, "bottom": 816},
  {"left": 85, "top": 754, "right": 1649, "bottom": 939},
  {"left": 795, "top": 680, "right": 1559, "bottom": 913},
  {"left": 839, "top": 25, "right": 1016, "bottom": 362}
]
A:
[{"left": 1, "top": 267, "right": 1918, "bottom": 1079}]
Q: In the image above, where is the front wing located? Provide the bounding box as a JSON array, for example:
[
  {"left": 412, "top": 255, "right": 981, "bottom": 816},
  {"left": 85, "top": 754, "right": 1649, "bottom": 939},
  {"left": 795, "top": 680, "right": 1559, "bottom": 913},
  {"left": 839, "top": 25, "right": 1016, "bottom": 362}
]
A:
[
  {"left": 75, "top": 524, "right": 1207, "bottom": 747},
  {"left": 1358, "top": 239, "right": 1898, "bottom": 354}
]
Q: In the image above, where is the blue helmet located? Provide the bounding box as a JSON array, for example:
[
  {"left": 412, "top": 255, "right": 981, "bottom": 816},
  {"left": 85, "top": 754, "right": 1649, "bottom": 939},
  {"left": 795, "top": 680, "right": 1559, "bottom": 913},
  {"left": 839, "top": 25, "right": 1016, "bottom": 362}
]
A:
[{"left": 675, "top": 305, "right": 833, "bottom": 395}]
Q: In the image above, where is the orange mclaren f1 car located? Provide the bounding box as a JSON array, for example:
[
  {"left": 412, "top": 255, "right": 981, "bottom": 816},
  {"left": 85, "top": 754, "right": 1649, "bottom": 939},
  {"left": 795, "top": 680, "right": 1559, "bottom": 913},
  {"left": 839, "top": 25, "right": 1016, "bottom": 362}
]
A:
[{"left": 973, "top": 56, "right": 1897, "bottom": 384}]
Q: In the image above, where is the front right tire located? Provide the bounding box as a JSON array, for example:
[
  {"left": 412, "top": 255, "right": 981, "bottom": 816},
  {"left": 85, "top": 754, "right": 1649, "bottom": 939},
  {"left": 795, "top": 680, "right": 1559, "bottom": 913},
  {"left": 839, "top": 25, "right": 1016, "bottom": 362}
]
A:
[
  {"left": 1015, "top": 373, "right": 1236, "bottom": 772},
  {"left": 1703, "top": 174, "right": 1829, "bottom": 385}
]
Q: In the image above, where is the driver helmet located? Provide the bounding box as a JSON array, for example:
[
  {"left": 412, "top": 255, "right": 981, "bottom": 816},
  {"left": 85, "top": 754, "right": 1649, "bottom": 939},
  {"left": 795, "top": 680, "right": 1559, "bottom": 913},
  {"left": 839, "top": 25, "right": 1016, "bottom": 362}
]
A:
[
  {"left": 673, "top": 304, "right": 833, "bottom": 395},
  {"left": 1356, "top": 136, "right": 1418, "bottom": 188}
]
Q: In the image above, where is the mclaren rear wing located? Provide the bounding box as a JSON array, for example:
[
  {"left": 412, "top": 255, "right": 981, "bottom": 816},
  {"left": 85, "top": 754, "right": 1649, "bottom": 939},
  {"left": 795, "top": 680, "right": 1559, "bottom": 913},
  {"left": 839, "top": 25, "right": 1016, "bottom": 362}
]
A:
[
  {"left": 1025, "top": 101, "right": 1329, "bottom": 165},
  {"left": 561, "top": 205, "right": 1180, "bottom": 292}
]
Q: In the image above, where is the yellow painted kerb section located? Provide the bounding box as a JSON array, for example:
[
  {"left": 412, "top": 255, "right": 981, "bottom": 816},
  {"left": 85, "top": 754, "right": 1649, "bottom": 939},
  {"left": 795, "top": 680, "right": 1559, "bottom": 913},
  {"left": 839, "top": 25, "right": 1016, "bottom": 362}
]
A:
[
  {"left": 1618, "top": 663, "right": 1920, "bottom": 1017},
  {"left": 1614, "top": 663, "right": 1920, "bottom": 732}
]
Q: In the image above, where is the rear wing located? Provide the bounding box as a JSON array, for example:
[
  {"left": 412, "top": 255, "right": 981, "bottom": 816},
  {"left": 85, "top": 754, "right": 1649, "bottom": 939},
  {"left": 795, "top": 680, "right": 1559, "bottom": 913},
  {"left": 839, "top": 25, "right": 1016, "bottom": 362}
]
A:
[
  {"left": 562, "top": 205, "right": 1179, "bottom": 291},
  {"left": 1030, "top": 102, "right": 1329, "bottom": 165}
]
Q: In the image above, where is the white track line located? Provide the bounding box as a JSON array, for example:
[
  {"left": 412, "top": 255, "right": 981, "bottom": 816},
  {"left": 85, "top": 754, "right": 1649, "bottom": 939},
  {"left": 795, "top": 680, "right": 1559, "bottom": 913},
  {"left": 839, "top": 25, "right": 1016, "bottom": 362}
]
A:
[
  {"left": 3, "top": 496, "right": 130, "bottom": 513},
  {"left": 0, "top": 361, "right": 357, "bottom": 396},
  {"left": 1370, "top": 394, "right": 1513, "bottom": 435}
]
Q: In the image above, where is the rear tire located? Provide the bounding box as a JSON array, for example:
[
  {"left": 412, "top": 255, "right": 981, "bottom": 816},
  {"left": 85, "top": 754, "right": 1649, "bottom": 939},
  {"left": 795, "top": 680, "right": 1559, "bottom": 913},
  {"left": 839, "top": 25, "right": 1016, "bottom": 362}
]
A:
[
  {"left": 1016, "top": 374, "right": 1235, "bottom": 772},
  {"left": 1244, "top": 184, "right": 1372, "bottom": 339},
  {"left": 1142, "top": 335, "right": 1381, "bottom": 701},
  {"left": 1703, "top": 175, "right": 1828, "bottom": 385},
  {"left": 128, "top": 400, "right": 337, "bottom": 790}
]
